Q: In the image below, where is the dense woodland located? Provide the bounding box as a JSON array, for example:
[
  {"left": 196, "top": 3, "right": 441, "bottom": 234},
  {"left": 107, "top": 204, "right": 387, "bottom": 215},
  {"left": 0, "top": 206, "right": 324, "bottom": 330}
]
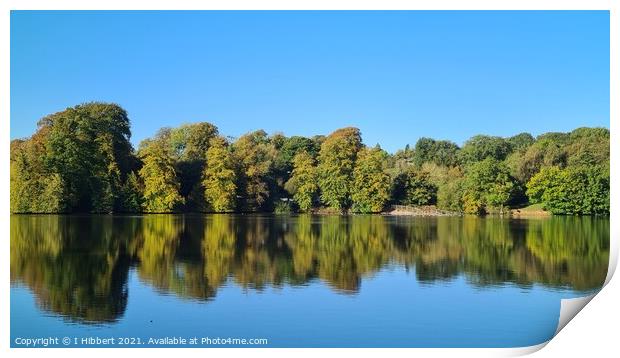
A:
[{"left": 10, "top": 102, "right": 610, "bottom": 215}]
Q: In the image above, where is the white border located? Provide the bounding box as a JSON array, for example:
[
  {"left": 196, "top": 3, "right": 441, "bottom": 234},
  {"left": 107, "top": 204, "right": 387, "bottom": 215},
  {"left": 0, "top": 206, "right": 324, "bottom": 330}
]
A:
[{"left": 1, "top": 1, "right": 617, "bottom": 357}]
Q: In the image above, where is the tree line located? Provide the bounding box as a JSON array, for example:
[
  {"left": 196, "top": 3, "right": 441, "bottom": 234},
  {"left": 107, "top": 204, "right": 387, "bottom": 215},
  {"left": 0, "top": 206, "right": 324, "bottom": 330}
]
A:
[{"left": 10, "top": 102, "right": 610, "bottom": 215}]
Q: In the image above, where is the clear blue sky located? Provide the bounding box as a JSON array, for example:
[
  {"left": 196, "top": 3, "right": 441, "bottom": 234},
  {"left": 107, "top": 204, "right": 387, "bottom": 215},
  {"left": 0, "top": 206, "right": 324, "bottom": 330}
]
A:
[{"left": 11, "top": 10, "right": 609, "bottom": 153}]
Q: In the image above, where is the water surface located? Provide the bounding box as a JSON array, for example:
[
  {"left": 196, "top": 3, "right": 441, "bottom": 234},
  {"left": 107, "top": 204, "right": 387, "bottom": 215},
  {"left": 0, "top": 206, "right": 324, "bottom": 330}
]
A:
[{"left": 10, "top": 214, "right": 609, "bottom": 347}]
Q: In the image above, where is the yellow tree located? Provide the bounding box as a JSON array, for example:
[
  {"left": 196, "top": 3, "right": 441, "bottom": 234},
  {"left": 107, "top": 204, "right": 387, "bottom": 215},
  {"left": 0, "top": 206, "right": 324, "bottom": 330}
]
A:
[
  {"left": 203, "top": 137, "right": 238, "bottom": 212},
  {"left": 287, "top": 151, "right": 318, "bottom": 212},
  {"left": 138, "top": 139, "right": 184, "bottom": 213},
  {"left": 317, "top": 127, "right": 362, "bottom": 211},
  {"left": 351, "top": 146, "right": 391, "bottom": 213}
]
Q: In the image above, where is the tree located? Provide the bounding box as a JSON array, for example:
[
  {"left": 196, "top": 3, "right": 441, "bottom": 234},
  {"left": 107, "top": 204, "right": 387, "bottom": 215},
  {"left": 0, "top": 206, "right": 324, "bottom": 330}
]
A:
[
  {"left": 317, "top": 127, "right": 362, "bottom": 211},
  {"left": 506, "top": 137, "right": 567, "bottom": 183},
  {"left": 412, "top": 138, "right": 460, "bottom": 167},
  {"left": 138, "top": 139, "right": 184, "bottom": 213},
  {"left": 203, "top": 137, "right": 238, "bottom": 212},
  {"left": 233, "top": 130, "right": 277, "bottom": 211},
  {"left": 392, "top": 168, "right": 437, "bottom": 206},
  {"left": 565, "top": 127, "right": 609, "bottom": 167},
  {"left": 183, "top": 122, "right": 219, "bottom": 160},
  {"left": 459, "top": 135, "right": 512, "bottom": 164},
  {"left": 486, "top": 171, "right": 515, "bottom": 214},
  {"left": 387, "top": 145, "right": 415, "bottom": 176},
  {"left": 286, "top": 151, "right": 319, "bottom": 212},
  {"left": 54, "top": 103, "right": 133, "bottom": 212},
  {"left": 461, "top": 158, "right": 516, "bottom": 214},
  {"left": 351, "top": 146, "right": 391, "bottom": 213},
  {"left": 166, "top": 122, "right": 219, "bottom": 211},
  {"left": 525, "top": 166, "right": 561, "bottom": 205},
  {"left": 273, "top": 136, "right": 319, "bottom": 172},
  {"left": 119, "top": 172, "right": 143, "bottom": 213},
  {"left": 437, "top": 176, "right": 464, "bottom": 212},
  {"left": 526, "top": 165, "right": 609, "bottom": 215},
  {"left": 507, "top": 132, "right": 535, "bottom": 152},
  {"left": 418, "top": 163, "right": 465, "bottom": 212},
  {"left": 11, "top": 135, "right": 67, "bottom": 213},
  {"left": 272, "top": 135, "right": 318, "bottom": 203},
  {"left": 10, "top": 102, "right": 134, "bottom": 213}
]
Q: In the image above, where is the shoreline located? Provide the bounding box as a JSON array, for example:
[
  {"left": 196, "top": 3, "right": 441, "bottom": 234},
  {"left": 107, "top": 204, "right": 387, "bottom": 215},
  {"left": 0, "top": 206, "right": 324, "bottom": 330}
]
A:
[
  {"left": 6, "top": 205, "right": 533, "bottom": 217},
  {"left": 381, "top": 205, "right": 460, "bottom": 217}
]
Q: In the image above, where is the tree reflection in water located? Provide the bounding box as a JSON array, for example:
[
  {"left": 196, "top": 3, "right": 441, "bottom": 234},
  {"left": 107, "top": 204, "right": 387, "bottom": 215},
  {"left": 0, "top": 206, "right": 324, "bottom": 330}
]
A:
[{"left": 10, "top": 214, "right": 609, "bottom": 324}]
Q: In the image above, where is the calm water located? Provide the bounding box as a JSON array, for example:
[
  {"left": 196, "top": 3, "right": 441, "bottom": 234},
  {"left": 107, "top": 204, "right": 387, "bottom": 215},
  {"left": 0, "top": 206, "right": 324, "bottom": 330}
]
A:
[{"left": 10, "top": 214, "right": 609, "bottom": 348}]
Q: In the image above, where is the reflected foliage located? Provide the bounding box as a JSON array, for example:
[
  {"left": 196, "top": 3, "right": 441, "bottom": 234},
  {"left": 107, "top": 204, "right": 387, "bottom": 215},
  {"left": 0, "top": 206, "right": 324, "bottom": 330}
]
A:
[
  {"left": 11, "top": 215, "right": 608, "bottom": 323},
  {"left": 11, "top": 216, "right": 134, "bottom": 323}
]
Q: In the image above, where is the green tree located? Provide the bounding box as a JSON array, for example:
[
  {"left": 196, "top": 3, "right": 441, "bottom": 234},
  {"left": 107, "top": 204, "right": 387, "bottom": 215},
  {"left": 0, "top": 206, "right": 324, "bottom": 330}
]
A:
[
  {"left": 203, "top": 137, "right": 238, "bottom": 212},
  {"left": 271, "top": 135, "right": 318, "bottom": 203},
  {"left": 317, "top": 127, "right": 362, "bottom": 211},
  {"left": 392, "top": 168, "right": 438, "bottom": 206},
  {"left": 11, "top": 102, "right": 134, "bottom": 213},
  {"left": 507, "top": 132, "right": 535, "bottom": 152},
  {"left": 526, "top": 165, "right": 609, "bottom": 215},
  {"left": 48, "top": 103, "right": 134, "bottom": 212},
  {"left": 165, "top": 122, "right": 219, "bottom": 161},
  {"left": 506, "top": 137, "right": 567, "bottom": 183},
  {"left": 351, "top": 146, "right": 391, "bottom": 213},
  {"left": 437, "top": 177, "right": 464, "bottom": 212},
  {"left": 119, "top": 172, "right": 143, "bottom": 213},
  {"left": 420, "top": 163, "right": 464, "bottom": 212},
  {"left": 486, "top": 171, "right": 516, "bottom": 214},
  {"left": 565, "top": 127, "right": 609, "bottom": 167},
  {"left": 461, "top": 158, "right": 516, "bottom": 214},
  {"left": 525, "top": 166, "right": 561, "bottom": 205},
  {"left": 459, "top": 135, "right": 512, "bottom": 164},
  {"left": 412, "top": 138, "right": 460, "bottom": 167}
]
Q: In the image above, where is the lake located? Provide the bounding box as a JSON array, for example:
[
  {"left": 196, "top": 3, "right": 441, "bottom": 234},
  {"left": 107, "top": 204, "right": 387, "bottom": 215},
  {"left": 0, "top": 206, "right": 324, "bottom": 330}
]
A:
[{"left": 10, "top": 214, "right": 609, "bottom": 348}]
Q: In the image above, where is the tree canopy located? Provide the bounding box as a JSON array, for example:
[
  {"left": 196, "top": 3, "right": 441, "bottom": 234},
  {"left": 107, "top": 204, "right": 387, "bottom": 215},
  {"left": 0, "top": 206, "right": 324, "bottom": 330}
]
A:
[
  {"left": 286, "top": 151, "right": 319, "bottom": 212},
  {"left": 317, "top": 127, "right": 363, "bottom": 212},
  {"left": 10, "top": 102, "right": 609, "bottom": 216},
  {"left": 202, "top": 137, "right": 238, "bottom": 212},
  {"left": 138, "top": 137, "right": 184, "bottom": 213},
  {"left": 11, "top": 102, "right": 134, "bottom": 213},
  {"left": 351, "top": 146, "right": 391, "bottom": 213}
]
